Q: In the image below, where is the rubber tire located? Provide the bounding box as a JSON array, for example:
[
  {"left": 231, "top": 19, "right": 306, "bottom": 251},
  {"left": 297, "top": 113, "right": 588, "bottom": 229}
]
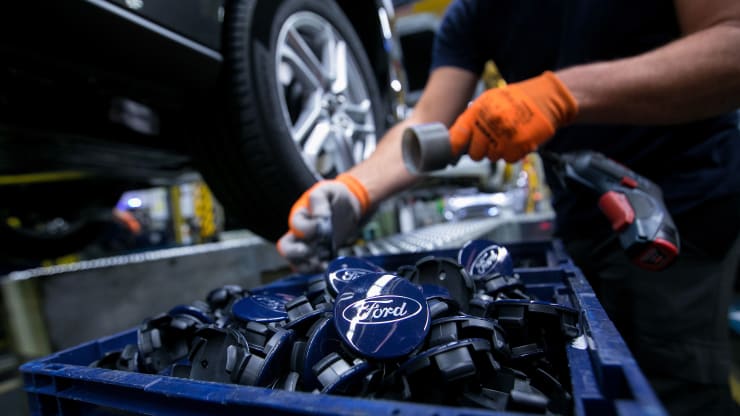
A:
[{"left": 204, "top": 0, "right": 385, "bottom": 241}]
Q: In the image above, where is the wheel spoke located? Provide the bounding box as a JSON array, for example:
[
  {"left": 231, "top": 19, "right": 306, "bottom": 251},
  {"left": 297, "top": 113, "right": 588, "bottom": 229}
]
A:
[
  {"left": 332, "top": 129, "right": 356, "bottom": 173},
  {"left": 290, "top": 91, "right": 323, "bottom": 142},
  {"left": 281, "top": 47, "right": 321, "bottom": 90},
  {"left": 331, "top": 41, "right": 348, "bottom": 94},
  {"left": 353, "top": 121, "right": 376, "bottom": 135},
  {"left": 323, "top": 26, "right": 338, "bottom": 80},
  {"left": 353, "top": 139, "right": 365, "bottom": 163},
  {"left": 303, "top": 119, "right": 332, "bottom": 169},
  {"left": 362, "top": 134, "right": 377, "bottom": 160},
  {"left": 343, "top": 99, "right": 371, "bottom": 119},
  {"left": 286, "top": 27, "right": 329, "bottom": 89}
]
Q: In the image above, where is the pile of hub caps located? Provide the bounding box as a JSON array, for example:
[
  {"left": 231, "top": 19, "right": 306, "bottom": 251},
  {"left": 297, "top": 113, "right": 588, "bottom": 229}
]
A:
[{"left": 92, "top": 240, "right": 580, "bottom": 414}]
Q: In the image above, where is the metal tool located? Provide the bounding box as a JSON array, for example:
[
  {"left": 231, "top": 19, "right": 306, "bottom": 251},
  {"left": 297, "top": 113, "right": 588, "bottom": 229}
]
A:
[
  {"left": 315, "top": 216, "right": 336, "bottom": 261},
  {"left": 401, "top": 122, "right": 680, "bottom": 271},
  {"left": 402, "top": 122, "right": 456, "bottom": 174}
]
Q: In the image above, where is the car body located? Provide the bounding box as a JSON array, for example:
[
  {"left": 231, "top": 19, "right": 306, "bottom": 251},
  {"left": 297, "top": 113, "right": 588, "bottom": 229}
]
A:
[{"left": 0, "top": 0, "right": 415, "bottom": 256}]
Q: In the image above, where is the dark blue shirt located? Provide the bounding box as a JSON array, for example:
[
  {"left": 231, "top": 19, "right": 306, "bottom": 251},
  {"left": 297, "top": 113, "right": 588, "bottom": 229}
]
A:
[{"left": 431, "top": 0, "right": 740, "bottom": 240}]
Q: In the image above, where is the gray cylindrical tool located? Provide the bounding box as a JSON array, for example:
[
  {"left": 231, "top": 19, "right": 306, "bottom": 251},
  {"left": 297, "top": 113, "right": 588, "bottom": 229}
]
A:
[{"left": 401, "top": 122, "right": 457, "bottom": 174}]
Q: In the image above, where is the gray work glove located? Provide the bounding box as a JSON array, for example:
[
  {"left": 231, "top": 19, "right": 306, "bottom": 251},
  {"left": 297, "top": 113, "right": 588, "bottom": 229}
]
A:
[{"left": 277, "top": 173, "right": 369, "bottom": 273}]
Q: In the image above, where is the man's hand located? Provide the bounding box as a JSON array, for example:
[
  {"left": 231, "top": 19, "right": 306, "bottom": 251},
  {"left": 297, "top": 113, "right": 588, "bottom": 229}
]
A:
[
  {"left": 449, "top": 71, "right": 578, "bottom": 163},
  {"left": 277, "top": 173, "right": 369, "bottom": 273}
]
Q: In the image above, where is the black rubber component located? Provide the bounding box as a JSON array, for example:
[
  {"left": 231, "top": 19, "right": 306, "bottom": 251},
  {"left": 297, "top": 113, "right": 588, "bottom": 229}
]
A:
[
  {"left": 396, "top": 265, "right": 417, "bottom": 280},
  {"left": 90, "top": 350, "right": 123, "bottom": 370},
  {"left": 118, "top": 344, "right": 140, "bottom": 372},
  {"left": 171, "top": 364, "right": 192, "bottom": 378},
  {"left": 435, "top": 344, "right": 477, "bottom": 382},
  {"left": 510, "top": 343, "right": 545, "bottom": 362},
  {"left": 276, "top": 371, "right": 302, "bottom": 392},
  {"left": 207, "top": 285, "right": 245, "bottom": 310},
  {"left": 427, "top": 297, "right": 460, "bottom": 320},
  {"left": 528, "top": 367, "right": 573, "bottom": 414},
  {"left": 302, "top": 315, "right": 342, "bottom": 390},
  {"left": 485, "top": 367, "right": 550, "bottom": 413},
  {"left": 286, "top": 296, "right": 315, "bottom": 322},
  {"left": 306, "top": 275, "right": 328, "bottom": 301},
  {"left": 460, "top": 388, "right": 509, "bottom": 411},
  {"left": 237, "top": 328, "right": 295, "bottom": 387},
  {"left": 243, "top": 321, "right": 274, "bottom": 348},
  {"left": 290, "top": 340, "right": 307, "bottom": 373},
  {"left": 312, "top": 352, "right": 372, "bottom": 395},
  {"left": 399, "top": 338, "right": 496, "bottom": 405},
  {"left": 468, "top": 293, "right": 494, "bottom": 318},
  {"left": 206, "top": 0, "right": 385, "bottom": 241},
  {"left": 426, "top": 315, "right": 510, "bottom": 362},
  {"left": 481, "top": 275, "right": 529, "bottom": 300},
  {"left": 137, "top": 311, "right": 205, "bottom": 374},
  {"left": 509, "top": 387, "right": 549, "bottom": 413},
  {"left": 188, "top": 327, "right": 250, "bottom": 383},
  {"left": 489, "top": 300, "right": 581, "bottom": 339},
  {"left": 409, "top": 257, "right": 474, "bottom": 312},
  {"left": 283, "top": 295, "right": 330, "bottom": 333},
  {"left": 428, "top": 320, "right": 458, "bottom": 348}
]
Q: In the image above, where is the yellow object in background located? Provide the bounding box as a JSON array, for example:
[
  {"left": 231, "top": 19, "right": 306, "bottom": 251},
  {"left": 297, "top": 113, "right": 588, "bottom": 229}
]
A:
[
  {"left": 0, "top": 171, "right": 88, "bottom": 186},
  {"left": 412, "top": 0, "right": 452, "bottom": 15},
  {"left": 194, "top": 182, "right": 217, "bottom": 241},
  {"left": 6, "top": 217, "right": 21, "bottom": 229},
  {"left": 522, "top": 154, "right": 543, "bottom": 213},
  {"left": 41, "top": 254, "right": 80, "bottom": 267},
  {"left": 482, "top": 61, "right": 507, "bottom": 89}
]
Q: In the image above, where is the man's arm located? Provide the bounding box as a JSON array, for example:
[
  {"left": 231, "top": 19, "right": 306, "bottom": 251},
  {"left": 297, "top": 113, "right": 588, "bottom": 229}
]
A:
[
  {"left": 347, "top": 66, "right": 479, "bottom": 204},
  {"left": 277, "top": 67, "right": 478, "bottom": 268},
  {"left": 559, "top": 0, "right": 740, "bottom": 124}
]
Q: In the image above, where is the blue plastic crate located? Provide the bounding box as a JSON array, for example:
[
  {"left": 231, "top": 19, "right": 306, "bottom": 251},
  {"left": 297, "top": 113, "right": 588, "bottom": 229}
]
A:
[{"left": 21, "top": 240, "right": 666, "bottom": 416}]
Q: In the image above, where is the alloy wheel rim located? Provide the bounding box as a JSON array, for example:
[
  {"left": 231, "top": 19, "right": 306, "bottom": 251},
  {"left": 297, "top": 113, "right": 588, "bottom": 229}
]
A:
[{"left": 275, "top": 11, "right": 377, "bottom": 179}]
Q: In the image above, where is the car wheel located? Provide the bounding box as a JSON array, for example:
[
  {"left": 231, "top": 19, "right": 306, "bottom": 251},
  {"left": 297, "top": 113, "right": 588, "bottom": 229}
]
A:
[{"left": 200, "top": 0, "right": 385, "bottom": 241}]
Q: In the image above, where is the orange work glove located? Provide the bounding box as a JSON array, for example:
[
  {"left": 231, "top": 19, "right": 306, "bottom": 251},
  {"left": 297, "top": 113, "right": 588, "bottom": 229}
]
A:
[
  {"left": 277, "top": 173, "right": 370, "bottom": 272},
  {"left": 449, "top": 71, "right": 578, "bottom": 163}
]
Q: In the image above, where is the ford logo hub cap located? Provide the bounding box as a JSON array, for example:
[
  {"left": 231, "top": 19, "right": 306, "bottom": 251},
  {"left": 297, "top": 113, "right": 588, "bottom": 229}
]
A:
[
  {"left": 325, "top": 257, "right": 384, "bottom": 296},
  {"left": 458, "top": 240, "right": 514, "bottom": 279},
  {"left": 334, "top": 273, "right": 430, "bottom": 360},
  {"left": 231, "top": 293, "right": 291, "bottom": 323}
]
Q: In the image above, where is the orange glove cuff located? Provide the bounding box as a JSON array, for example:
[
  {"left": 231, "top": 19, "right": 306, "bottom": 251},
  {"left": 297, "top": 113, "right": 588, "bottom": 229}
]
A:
[
  {"left": 288, "top": 182, "right": 322, "bottom": 237},
  {"left": 287, "top": 173, "right": 370, "bottom": 238},
  {"left": 335, "top": 173, "right": 370, "bottom": 216}
]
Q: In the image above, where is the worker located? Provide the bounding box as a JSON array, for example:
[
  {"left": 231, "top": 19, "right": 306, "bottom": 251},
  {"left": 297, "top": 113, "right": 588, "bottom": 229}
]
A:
[{"left": 278, "top": 1, "right": 740, "bottom": 414}]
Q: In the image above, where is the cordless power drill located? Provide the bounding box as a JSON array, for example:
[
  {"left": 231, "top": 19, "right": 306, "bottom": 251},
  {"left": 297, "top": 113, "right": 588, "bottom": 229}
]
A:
[{"left": 401, "top": 122, "right": 680, "bottom": 271}]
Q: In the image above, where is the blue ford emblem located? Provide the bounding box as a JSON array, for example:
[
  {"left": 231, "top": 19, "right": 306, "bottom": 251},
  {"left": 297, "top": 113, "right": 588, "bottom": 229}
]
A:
[
  {"left": 336, "top": 268, "right": 374, "bottom": 282},
  {"left": 326, "top": 257, "right": 384, "bottom": 296},
  {"left": 458, "top": 240, "right": 514, "bottom": 279},
  {"left": 341, "top": 295, "right": 422, "bottom": 325},
  {"left": 231, "top": 293, "right": 291, "bottom": 323},
  {"left": 334, "top": 273, "right": 430, "bottom": 360}
]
